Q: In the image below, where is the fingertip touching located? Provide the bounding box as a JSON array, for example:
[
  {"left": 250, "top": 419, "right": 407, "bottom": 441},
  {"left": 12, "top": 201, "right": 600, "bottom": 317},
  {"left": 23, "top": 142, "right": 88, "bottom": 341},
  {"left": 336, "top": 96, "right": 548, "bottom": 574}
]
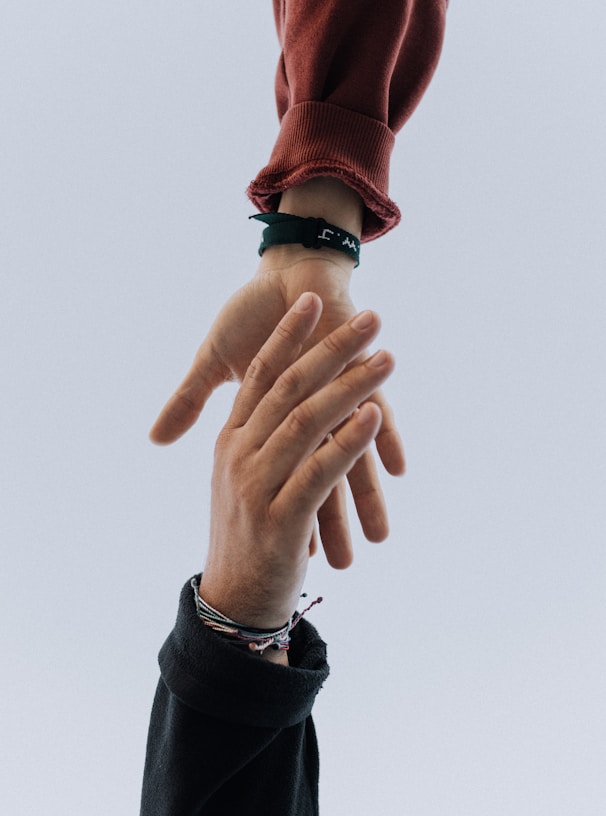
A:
[{"left": 292, "top": 291, "right": 321, "bottom": 313}]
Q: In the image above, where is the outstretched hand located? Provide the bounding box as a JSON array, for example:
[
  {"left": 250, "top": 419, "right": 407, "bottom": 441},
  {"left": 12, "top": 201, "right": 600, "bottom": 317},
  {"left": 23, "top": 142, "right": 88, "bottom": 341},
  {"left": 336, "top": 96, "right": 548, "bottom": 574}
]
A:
[
  {"left": 199, "top": 293, "right": 395, "bottom": 631},
  {"left": 150, "top": 251, "right": 405, "bottom": 547}
]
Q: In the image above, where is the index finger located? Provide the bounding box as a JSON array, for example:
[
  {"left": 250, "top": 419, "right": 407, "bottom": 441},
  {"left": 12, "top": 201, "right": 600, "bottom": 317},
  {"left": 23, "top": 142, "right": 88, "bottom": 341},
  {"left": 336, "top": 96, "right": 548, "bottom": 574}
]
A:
[{"left": 225, "top": 292, "right": 322, "bottom": 429}]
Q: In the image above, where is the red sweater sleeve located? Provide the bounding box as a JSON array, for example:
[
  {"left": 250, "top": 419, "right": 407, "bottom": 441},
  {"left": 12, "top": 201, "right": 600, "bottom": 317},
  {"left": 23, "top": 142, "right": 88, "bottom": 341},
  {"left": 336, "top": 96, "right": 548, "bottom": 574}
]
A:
[{"left": 247, "top": 0, "right": 448, "bottom": 242}]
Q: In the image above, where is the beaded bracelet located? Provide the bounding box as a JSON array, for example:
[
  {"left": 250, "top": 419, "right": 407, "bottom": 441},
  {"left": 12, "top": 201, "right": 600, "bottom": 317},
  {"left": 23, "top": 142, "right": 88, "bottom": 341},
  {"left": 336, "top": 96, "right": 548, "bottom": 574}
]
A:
[
  {"left": 191, "top": 575, "right": 322, "bottom": 655},
  {"left": 251, "top": 212, "right": 361, "bottom": 267}
]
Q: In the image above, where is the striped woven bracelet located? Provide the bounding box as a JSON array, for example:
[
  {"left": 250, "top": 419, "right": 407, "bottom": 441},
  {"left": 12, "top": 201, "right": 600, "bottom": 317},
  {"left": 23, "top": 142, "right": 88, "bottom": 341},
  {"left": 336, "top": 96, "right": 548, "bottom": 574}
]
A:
[{"left": 190, "top": 575, "right": 322, "bottom": 655}]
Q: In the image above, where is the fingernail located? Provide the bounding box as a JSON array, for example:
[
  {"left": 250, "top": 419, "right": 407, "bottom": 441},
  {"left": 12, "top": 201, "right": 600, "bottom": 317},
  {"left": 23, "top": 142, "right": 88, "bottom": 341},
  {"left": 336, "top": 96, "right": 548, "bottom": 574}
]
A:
[
  {"left": 294, "top": 292, "right": 314, "bottom": 312},
  {"left": 356, "top": 403, "right": 376, "bottom": 425},
  {"left": 351, "top": 310, "right": 374, "bottom": 330},
  {"left": 367, "top": 350, "right": 389, "bottom": 368}
]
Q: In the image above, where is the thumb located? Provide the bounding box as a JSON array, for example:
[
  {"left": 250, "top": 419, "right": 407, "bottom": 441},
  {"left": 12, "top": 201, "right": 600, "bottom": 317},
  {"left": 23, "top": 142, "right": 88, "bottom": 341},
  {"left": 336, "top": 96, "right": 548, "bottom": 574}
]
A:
[{"left": 149, "top": 339, "right": 229, "bottom": 444}]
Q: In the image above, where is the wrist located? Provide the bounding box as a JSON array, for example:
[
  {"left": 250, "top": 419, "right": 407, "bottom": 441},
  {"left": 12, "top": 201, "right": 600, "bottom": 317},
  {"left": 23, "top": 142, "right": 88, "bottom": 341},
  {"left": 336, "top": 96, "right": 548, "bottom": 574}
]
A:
[
  {"left": 198, "top": 572, "right": 300, "bottom": 632},
  {"left": 259, "top": 244, "right": 356, "bottom": 278},
  {"left": 193, "top": 574, "right": 301, "bottom": 666},
  {"left": 256, "top": 176, "right": 363, "bottom": 275},
  {"left": 278, "top": 177, "right": 363, "bottom": 238}
]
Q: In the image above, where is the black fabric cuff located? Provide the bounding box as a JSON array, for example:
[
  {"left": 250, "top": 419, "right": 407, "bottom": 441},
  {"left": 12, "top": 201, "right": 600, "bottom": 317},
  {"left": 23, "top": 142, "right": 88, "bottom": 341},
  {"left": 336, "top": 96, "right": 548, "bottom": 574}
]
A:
[{"left": 158, "top": 577, "right": 330, "bottom": 729}]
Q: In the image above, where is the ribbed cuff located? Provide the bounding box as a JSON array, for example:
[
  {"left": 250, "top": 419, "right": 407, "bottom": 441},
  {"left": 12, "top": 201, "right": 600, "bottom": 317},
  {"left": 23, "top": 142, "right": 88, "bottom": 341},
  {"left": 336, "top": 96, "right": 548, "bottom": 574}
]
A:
[{"left": 247, "top": 101, "right": 401, "bottom": 242}]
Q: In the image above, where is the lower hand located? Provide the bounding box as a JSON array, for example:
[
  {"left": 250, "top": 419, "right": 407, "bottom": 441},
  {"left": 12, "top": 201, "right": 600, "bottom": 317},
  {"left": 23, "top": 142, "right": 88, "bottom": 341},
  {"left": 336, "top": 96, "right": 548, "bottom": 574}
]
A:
[{"left": 199, "top": 293, "right": 395, "bottom": 630}]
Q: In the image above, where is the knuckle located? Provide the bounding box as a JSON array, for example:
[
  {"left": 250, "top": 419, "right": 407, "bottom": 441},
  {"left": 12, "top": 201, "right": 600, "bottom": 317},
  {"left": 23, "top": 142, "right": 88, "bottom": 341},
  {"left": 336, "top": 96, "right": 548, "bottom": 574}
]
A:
[
  {"left": 301, "top": 456, "right": 326, "bottom": 490},
  {"left": 274, "top": 319, "right": 299, "bottom": 343},
  {"left": 322, "top": 329, "right": 346, "bottom": 356},
  {"left": 332, "top": 431, "right": 357, "bottom": 459},
  {"left": 348, "top": 477, "right": 381, "bottom": 502},
  {"left": 273, "top": 365, "right": 305, "bottom": 401},
  {"left": 237, "top": 477, "right": 256, "bottom": 502},
  {"left": 214, "top": 426, "right": 235, "bottom": 454},
  {"left": 334, "top": 371, "right": 360, "bottom": 398},
  {"left": 246, "top": 352, "right": 272, "bottom": 384},
  {"left": 286, "top": 401, "right": 316, "bottom": 436}
]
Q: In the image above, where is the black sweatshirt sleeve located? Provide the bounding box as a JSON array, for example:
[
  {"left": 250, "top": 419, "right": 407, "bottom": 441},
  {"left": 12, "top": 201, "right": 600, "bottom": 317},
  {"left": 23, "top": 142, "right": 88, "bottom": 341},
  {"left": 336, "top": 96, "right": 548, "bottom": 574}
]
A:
[{"left": 140, "top": 578, "right": 330, "bottom": 816}]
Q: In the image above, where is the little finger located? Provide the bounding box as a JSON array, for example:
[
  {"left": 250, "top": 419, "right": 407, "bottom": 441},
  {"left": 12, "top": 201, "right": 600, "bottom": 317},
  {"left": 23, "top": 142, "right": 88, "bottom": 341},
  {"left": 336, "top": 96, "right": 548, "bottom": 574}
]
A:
[
  {"left": 346, "top": 449, "right": 389, "bottom": 543},
  {"left": 316, "top": 479, "right": 353, "bottom": 569}
]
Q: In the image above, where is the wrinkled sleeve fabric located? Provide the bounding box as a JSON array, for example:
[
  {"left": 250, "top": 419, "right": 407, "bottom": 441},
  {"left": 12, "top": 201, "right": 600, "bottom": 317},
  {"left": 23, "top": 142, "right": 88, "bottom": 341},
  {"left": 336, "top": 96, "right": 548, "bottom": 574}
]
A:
[
  {"left": 247, "top": 0, "right": 448, "bottom": 241},
  {"left": 140, "top": 578, "right": 330, "bottom": 816}
]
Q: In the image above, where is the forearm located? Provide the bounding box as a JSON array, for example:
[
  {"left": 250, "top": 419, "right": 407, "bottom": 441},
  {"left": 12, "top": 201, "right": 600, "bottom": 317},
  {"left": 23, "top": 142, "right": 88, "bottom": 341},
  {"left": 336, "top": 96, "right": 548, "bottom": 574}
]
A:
[
  {"left": 249, "top": 0, "right": 449, "bottom": 240},
  {"left": 279, "top": 177, "right": 363, "bottom": 238},
  {"left": 141, "top": 578, "right": 329, "bottom": 815}
]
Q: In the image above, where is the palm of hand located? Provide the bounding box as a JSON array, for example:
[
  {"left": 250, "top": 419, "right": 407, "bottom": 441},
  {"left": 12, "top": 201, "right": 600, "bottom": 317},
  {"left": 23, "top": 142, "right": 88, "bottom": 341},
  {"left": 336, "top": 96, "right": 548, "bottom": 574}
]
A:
[{"left": 207, "top": 266, "right": 357, "bottom": 382}]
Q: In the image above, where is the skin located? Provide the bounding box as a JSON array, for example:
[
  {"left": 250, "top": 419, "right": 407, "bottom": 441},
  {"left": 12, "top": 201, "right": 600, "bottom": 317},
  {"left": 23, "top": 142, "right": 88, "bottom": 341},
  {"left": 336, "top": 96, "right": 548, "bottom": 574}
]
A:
[
  {"left": 198, "top": 293, "right": 395, "bottom": 666},
  {"left": 150, "top": 178, "right": 405, "bottom": 558}
]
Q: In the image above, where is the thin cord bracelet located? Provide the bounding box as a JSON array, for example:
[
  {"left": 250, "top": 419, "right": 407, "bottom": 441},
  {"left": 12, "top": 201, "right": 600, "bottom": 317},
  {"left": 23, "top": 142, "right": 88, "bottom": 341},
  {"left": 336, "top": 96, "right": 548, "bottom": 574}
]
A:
[
  {"left": 190, "top": 575, "right": 323, "bottom": 655},
  {"left": 251, "top": 213, "right": 361, "bottom": 268}
]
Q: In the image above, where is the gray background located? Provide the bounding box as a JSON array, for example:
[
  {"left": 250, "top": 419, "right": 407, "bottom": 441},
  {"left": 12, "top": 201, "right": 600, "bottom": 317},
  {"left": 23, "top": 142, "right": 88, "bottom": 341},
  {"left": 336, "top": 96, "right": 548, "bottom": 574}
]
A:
[{"left": 1, "top": 1, "right": 605, "bottom": 814}]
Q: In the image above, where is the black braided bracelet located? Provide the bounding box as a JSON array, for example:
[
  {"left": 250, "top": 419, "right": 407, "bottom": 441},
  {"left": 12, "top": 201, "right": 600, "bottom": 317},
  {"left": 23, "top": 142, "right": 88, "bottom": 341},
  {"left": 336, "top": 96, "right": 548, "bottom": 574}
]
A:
[{"left": 251, "top": 213, "right": 361, "bottom": 267}]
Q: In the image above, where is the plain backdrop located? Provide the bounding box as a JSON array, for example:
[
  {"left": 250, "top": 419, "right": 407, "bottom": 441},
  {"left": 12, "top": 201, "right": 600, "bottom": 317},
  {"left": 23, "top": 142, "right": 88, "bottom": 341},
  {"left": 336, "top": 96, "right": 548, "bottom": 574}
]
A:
[{"left": 1, "top": 2, "right": 605, "bottom": 814}]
